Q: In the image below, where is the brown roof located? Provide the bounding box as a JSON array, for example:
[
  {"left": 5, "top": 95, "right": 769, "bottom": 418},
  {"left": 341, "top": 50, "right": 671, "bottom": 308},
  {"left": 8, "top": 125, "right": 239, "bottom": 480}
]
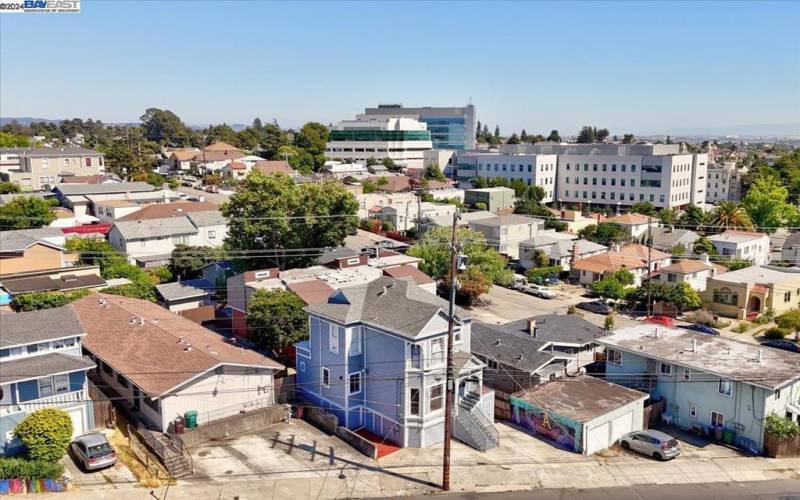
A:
[
  {"left": 571, "top": 252, "right": 647, "bottom": 274},
  {"left": 607, "top": 213, "right": 657, "bottom": 225},
  {"left": 660, "top": 259, "right": 713, "bottom": 275},
  {"left": 253, "top": 160, "right": 296, "bottom": 176},
  {"left": 117, "top": 201, "right": 217, "bottom": 221},
  {"left": 382, "top": 265, "right": 435, "bottom": 285},
  {"left": 72, "top": 293, "right": 283, "bottom": 398},
  {"left": 170, "top": 150, "right": 201, "bottom": 161},
  {"left": 228, "top": 161, "right": 247, "bottom": 170},
  {"left": 367, "top": 175, "right": 412, "bottom": 193},
  {"left": 204, "top": 141, "right": 242, "bottom": 152},
  {"left": 618, "top": 244, "right": 671, "bottom": 261},
  {"left": 201, "top": 151, "right": 245, "bottom": 162},
  {"left": 60, "top": 175, "right": 105, "bottom": 184},
  {"left": 286, "top": 279, "right": 335, "bottom": 305}
]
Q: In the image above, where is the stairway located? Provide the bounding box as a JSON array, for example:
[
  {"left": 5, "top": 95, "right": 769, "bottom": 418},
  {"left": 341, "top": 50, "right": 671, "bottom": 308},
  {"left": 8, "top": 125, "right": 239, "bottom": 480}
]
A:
[{"left": 454, "top": 393, "right": 499, "bottom": 452}]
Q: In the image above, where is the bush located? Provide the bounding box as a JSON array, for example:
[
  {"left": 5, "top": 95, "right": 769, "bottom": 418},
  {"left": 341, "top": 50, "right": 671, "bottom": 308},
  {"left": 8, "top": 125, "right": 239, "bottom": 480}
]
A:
[
  {"left": 733, "top": 321, "right": 754, "bottom": 333},
  {"left": 764, "top": 327, "right": 790, "bottom": 339},
  {"left": 0, "top": 458, "right": 64, "bottom": 480},
  {"left": 765, "top": 413, "right": 800, "bottom": 439},
  {"left": 526, "top": 266, "right": 562, "bottom": 281},
  {"left": 12, "top": 289, "right": 90, "bottom": 312},
  {"left": 13, "top": 408, "right": 73, "bottom": 462}
]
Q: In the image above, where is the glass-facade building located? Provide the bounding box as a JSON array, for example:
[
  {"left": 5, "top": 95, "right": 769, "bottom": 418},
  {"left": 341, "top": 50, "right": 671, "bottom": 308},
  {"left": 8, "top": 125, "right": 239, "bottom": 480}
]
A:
[{"left": 362, "top": 104, "right": 476, "bottom": 150}]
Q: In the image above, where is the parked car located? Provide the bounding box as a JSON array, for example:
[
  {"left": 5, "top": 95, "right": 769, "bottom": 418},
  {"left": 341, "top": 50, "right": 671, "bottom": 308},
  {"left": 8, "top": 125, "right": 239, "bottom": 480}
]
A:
[
  {"left": 682, "top": 324, "right": 720, "bottom": 336},
  {"left": 508, "top": 274, "right": 528, "bottom": 291},
  {"left": 760, "top": 339, "right": 800, "bottom": 353},
  {"left": 71, "top": 433, "right": 117, "bottom": 471},
  {"left": 205, "top": 185, "right": 219, "bottom": 193},
  {"left": 525, "top": 284, "right": 556, "bottom": 299},
  {"left": 645, "top": 315, "right": 675, "bottom": 327},
  {"left": 619, "top": 429, "right": 681, "bottom": 461},
  {"left": 576, "top": 301, "right": 611, "bottom": 315}
]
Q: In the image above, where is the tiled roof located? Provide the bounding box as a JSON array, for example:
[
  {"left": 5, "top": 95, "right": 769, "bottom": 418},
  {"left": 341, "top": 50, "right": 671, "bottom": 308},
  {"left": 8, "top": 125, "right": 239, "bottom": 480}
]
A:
[
  {"left": 607, "top": 213, "right": 657, "bottom": 225},
  {"left": 117, "top": 201, "right": 217, "bottom": 221},
  {"left": 659, "top": 259, "right": 713, "bottom": 275},
  {"left": 228, "top": 161, "right": 247, "bottom": 170},
  {"left": 0, "top": 305, "right": 86, "bottom": 349},
  {"left": 72, "top": 293, "right": 284, "bottom": 397},
  {"left": 200, "top": 151, "right": 245, "bottom": 162},
  {"left": 571, "top": 252, "right": 647, "bottom": 274},
  {"left": 618, "top": 244, "right": 671, "bottom": 261},
  {"left": 0, "top": 353, "right": 95, "bottom": 384}
]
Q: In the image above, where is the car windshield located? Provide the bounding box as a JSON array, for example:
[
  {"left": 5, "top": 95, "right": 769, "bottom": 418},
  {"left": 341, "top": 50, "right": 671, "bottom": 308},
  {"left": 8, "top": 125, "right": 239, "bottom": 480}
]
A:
[{"left": 87, "top": 443, "right": 113, "bottom": 456}]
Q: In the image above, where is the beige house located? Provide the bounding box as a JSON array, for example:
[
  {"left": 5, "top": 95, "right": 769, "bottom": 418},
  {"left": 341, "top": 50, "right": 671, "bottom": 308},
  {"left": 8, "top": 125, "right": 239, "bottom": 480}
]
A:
[
  {"left": 469, "top": 214, "right": 546, "bottom": 259},
  {"left": 8, "top": 147, "right": 104, "bottom": 191},
  {"left": 703, "top": 265, "right": 800, "bottom": 319},
  {"left": 604, "top": 213, "right": 661, "bottom": 240},
  {"left": 0, "top": 228, "right": 78, "bottom": 275}
]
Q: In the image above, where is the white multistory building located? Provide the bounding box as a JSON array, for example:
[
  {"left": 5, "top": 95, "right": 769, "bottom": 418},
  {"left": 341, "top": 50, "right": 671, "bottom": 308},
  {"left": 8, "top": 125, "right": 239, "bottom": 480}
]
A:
[
  {"left": 706, "top": 161, "right": 747, "bottom": 203},
  {"left": 325, "top": 116, "right": 433, "bottom": 170},
  {"left": 455, "top": 152, "right": 558, "bottom": 203}
]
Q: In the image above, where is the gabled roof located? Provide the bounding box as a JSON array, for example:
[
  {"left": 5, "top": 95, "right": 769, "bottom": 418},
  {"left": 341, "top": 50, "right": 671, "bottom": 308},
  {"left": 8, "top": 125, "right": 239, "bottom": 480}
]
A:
[
  {"left": 186, "top": 210, "right": 226, "bottom": 227},
  {"left": 471, "top": 322, "right": 554, "bottom": 374},
  {"left": 0, "top": 305, "right": 86, "bottom": 349},
  {"left": 659, "top": 259, "right": 714, "bottom": 275},
  {"left": 112, "top": 217, "right": 198, "bottom": 240},
  {"left": 606, "top": 213, "right": 658, "bottom": 225},
  {"left": 204, "top": 141, "right": 242, "bottom": 152},
  {"left": 0, "top": 228, "right": 64, "bottom": 253},
  {"left": 709, "top": 230, "right": 769, "bottom": 244},
  {"left": 306, "top": 276, "right": 463, "bottom": 337},
  {"left": 286, "top": 279, "right": 336, "bottom": 305},
  {"left": 227, "top": 161, "right": 247, "bottom": 170},
  {"left": 382, "top": 265, "right": 435, "bottom": 285},
  {"left": 200, "top": 151, "right": 245, "bottom": 162},
  {"left": 0, "top": 353, "right": 95, "bottom": 384},
  {"left": 72, "top": 293, "right": 284, "bottom": 397},
  {"left": 470, "top": 214, "right": 544, "bottom": 227},
  {"left": 117, "top": 201, "right": 218, "bottom": 221},
  {"left": 649, "top": 227, "right": 700, "bottom": 251},
  {"left": 618, "top": 244, "right": 671, "bottom": 261},
  {"left": 571, "top": 252, "right": 647, "bottom": 274}
]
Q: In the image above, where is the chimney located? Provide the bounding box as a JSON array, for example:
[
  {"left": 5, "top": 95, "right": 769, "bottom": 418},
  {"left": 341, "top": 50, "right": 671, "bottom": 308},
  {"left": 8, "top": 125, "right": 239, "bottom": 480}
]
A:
[
  {"left": 654, "top": 327, "right": 660, "bottom": 338},
  {"left": 527, "top": 319, "right": 537, "bottom": 337},
  {"left": 757, "top": 349, "right": 763, "bottom": 363}
]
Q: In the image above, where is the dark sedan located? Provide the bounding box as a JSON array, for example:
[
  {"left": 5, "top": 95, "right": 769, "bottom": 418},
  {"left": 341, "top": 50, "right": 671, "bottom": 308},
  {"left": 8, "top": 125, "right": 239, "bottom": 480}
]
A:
[
  {"left": 576, "top": 301, "right": 612, "bottom": 315},
  {"left": 682, "top": 324, "right": 720, "bottom": 336},
  {"left": 761, "top": 339, "right": 800, "bottom": 353}
]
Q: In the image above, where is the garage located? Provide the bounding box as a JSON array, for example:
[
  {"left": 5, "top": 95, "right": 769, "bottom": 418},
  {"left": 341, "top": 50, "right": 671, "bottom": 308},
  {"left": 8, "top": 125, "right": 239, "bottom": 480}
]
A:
[
  {"left": 510, "top": 375, "right": 648, "bottom": 455},
  {"left": 66, "top": 405, "right": 86, "bottom": 438}
]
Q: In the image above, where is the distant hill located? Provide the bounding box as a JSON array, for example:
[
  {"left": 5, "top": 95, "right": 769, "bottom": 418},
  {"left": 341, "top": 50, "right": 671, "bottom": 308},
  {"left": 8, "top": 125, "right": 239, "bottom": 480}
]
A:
[
  {"left": 1, "top": 117, "right": 62, "bottom": 126},
  {"left": 645, "top": 123, "right": 800, "bottom": 138}
]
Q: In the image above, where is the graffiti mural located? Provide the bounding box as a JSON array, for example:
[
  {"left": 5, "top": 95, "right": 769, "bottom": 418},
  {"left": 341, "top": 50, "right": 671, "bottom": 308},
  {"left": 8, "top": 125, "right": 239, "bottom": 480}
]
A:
[{"left": 512, "top": 405, "right": 578, "bottom": 452}]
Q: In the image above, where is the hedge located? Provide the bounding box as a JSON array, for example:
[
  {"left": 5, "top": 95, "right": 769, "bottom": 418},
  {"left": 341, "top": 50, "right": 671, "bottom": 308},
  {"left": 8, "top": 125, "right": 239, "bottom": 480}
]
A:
[
  {"left": 526, "top": 266, "right": 562, "bottom": 280},
  {"left": 764, "top": 327, "right": 790, "bottom": 340},
  {"left": 13, "top": 408, "right": 73, "bottom": 462},
  {"left": 0, "top": 458, "right": 64, "bottom": 480}
]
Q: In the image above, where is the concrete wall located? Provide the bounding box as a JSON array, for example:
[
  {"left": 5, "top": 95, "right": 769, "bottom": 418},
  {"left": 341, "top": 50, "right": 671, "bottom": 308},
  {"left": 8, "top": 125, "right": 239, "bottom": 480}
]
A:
[{"left": 178, "top": 404, "right": 289, "bottom": 447}]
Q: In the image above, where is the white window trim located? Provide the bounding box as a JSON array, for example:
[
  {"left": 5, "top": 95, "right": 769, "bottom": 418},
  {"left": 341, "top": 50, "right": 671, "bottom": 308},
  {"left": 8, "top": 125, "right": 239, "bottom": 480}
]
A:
[
  {"left": 682, "top": 368, "right": 690, "bottom": 381},
  {"left": 321, "top": 367, "right": 330, "bottom": 388},
  {"left": 607, "top": 349, "right": 622, "bottom": 366},
  {"left": 349, "top": 329, "right": 362, "bottom": 356},
  {"left": 718, "top": 379, "right": 733, "bottom": 397},
  {"left": 710, "top": 410, "right": 725, "bottom": 427},
  {"left": 348, "top": 371, "right": 362, "bottom": 395},
  {"left": 689, "top": 402, "right": 698, "bottom": 418},
  {"left": 659, "top": 362, "right": 673, "bottom": 376},
  {"left": 409, "top": 387, "right": 421, "bottom": 417},
  {"left": 428, "top": 384, "right": 444, "bottom": 414},
  {"left": 329, "top": 327, "right": 339, "bottom": 354}
]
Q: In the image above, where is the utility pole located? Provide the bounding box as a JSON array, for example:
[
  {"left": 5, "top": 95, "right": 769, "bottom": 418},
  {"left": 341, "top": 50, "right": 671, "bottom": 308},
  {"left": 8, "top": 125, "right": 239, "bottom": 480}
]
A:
[
  {"left": 442, "top": 210, "right": 460, "bottom": 491},
  {"left": 646, "top": 214, "right": 653, "bottom": 317}
]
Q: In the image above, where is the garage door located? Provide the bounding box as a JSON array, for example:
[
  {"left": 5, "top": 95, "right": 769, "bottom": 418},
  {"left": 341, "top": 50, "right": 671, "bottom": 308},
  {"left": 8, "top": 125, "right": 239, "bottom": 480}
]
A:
[
  {"left": 67, "top": 406, "right": 86, "bottom": 438},
  {"left": 585, "top": 422, "right": 609, "bottom": 455},
  {"left": 610, "top": 411, "right": 634, "bottom": 444}
]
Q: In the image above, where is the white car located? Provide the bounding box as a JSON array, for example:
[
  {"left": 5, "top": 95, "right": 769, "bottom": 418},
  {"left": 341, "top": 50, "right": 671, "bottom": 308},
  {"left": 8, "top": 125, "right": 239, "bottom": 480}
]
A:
[{"left": 525, "top": 284, "right": 556, "bottom": 299}]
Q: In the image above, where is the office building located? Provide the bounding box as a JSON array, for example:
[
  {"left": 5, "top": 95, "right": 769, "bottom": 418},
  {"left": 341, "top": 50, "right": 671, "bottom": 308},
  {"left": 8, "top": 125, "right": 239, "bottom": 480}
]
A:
[
  {"left": 457, "top": 153, "right": 558, "bottom": 203},
  {"left": 325, "top": 116, "right": 433, "bottom": 170},
  {"left": 362, "top": 104, "right": 476, "bottom": 150}
]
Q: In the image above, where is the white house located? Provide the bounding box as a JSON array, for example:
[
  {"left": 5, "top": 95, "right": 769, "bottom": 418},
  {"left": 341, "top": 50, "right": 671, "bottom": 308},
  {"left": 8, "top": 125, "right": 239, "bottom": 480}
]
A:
[
  {"left": 709, "top": 230, "right": 771, "bottom": 265},
  {"left": 469, "top": 214, "right": 546, "bottom": 260},
  {"left": 380, "top": 201, "right": 458, "bottom": 232},
  {"left": 519, "top": 234, "right": 607, "bottom": 271},
  {"left": 657, "top": 256, "right": 723, "bottom": 292},
  {"left": 605, "top": 213, "right": 661, "bottom": 240}
]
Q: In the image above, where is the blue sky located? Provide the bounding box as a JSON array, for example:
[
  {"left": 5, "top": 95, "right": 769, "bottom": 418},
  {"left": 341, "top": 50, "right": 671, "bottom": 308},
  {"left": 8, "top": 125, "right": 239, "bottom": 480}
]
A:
[{"left": 1, "top": 1, "right": 798, "bottom": 135}]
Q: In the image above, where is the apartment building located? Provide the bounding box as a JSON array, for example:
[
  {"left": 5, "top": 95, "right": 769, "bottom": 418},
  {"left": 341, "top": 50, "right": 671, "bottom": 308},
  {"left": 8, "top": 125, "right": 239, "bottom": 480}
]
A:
[
  {"left": 6, "top": 147, "right": 105, "bottom": 191},
  {"left": 469, "top": 214, "right": 545, "bottom": 259},
  {"left": 456, "top": 153, "right": 557, "bottom": 203},
  {"left": 362, "top": 104, "right": 476, "bottom": 150},
  {"left": 709, "top": 230, "right": 771, "bottom": 265},
  {"left": 325, "top": 116, "right": 433, "bottom": 170},
  {"left": 706, "top": 161, "right": 746, "bottom": 203}
]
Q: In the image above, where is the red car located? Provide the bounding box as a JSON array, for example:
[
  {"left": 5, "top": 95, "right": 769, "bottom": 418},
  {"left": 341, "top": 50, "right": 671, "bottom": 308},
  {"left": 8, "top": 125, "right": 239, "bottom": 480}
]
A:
[{"left": 645, "top": 315, "right": 675, "bottom": 327}]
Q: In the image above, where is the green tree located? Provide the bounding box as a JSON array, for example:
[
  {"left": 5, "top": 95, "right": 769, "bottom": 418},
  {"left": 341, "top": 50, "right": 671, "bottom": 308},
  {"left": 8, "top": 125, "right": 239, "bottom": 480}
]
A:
[
  {"left": 171, "top": 244, "right": 225, "bottom": 279},
  {"left": 12, "top": 289, "right": 91, "bottom": 312},
  {"left": 475, "top": 120, "right": 482, "bottom": 141},
  {"left": 448, "top": 266, "right": 491, "bottom": 306},
  {"left": 742, "top": 175, "right": 794, "bottom": 233},
  {"left": 493, "top": 125, "right": 500, "bottom": 139},
  {"left": 725, "top": 258, "right": 753, "bottom": 271},
  {"left": 0, "top": 181, "right": 21, "bottom": 194},
  {"left": 506, "top": 133, "right": 520, "bottom": 145},
  {"left": 0, "top": 131, "right": 31, "bottom": 147},
  {"left": 622, "top": 134, "right": 635, "bottom": 144},
  {"left": 474, "top": 201, "right": 488, "bottom": 211},
  {"left": 595, "top": 128, "right": 610, "bottom": 142},
  {"left": 0, "top": 196, "right": 56, "bottom": 230},
  {"left": 658, "top": 208, "right": 677, "bottom": 228},
  {"left": 424, "top": 164, "right": 447, "bottom": 182},
  {"left": 222, "top": 172, "right": 358, "bottom": 269},
  {"left": 604, "top": 314, "right": 615, "bottom": 331},
  {"left": 14, "top": 408, "right": 73, "bottom": 461},
  {"left": 140, "top": 108, "right": 195, "bottom": 146},
  {"left": 578, "top": 222, "right": 629, "bottom": 245},
  {"left": 590, "top": 276, "right": 626, "bottom": 301},
  {"left": 407, "top": 227, "right": 512, "bottom": 286},
  {"left": 382, "top": 157, "right": 397, "bottom": 171},
  {"left": 665, "top": 282, "right": 701, "bottom": 312},
  {"left": 670, "top": 243, "right": 686, "bottom": 256},
  {"left": 677, "top": 204, "right": 709, "bottom": 232},
  {"left": 294, "top": 122, "right": 329, "bottom": 170},
  {"left": 576, "top": 126, "right": 595, "bottom": 143},
  {"left": 546, "top": 130, "right": 561, "bottom": 142},
  {"left": 247, "top": 289, "right": 309, "bottom": 353},
  {"left": 533, "top": 249, "right": 550, "bottom": 268},
  {"left": 630, "top": 201, "right": 658, "bottom": 216},
  {"left": 776, "top": 309, "right": 800, "bottom": 341},
  {"left": 711, "top": 201, "right": 754, "bottom": 231}
]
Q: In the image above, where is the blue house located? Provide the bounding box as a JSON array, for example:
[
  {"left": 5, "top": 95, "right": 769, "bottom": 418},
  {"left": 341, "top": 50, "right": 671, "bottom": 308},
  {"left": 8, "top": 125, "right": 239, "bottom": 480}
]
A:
[
  {"left": 295, "top": 276, "right": 498, "bottom": 451},
  {"left": 0, "top": 306, "right": 96, "bottom": 455},
  {"left": 599, "top": 324, "right": 800, "bottom": 454}
]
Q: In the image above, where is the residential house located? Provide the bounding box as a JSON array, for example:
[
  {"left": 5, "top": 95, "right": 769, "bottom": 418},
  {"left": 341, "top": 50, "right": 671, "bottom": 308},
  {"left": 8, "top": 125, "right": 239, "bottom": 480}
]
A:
[
  {"left": 781, "top": 232, "right": 800, "bottom": 263},
  {"left": 702, "top": 264, "right": 800, "bottom": 319},
  {"left": 471, "top": 315, "right": 609, "bottom": 421},
  {"left": 7, "top": 147, "right": 105, "bottom": 191},
  {"left": 709, "top": 230, "right": 771, "bottom": 265},
  {"left": 519, "top": 234, "right": 607, "bottom": 271},
  {"left": 356, "top": 192, "right": 417, "bottom": 220},
  {"left": 617, "top": 244, "right": 672, "bottom": 272},
  {"left": 418, "top": 210, "right": 495, "bottom": 236},
  {"left": 600, "top": 324, "right": 800, "bottom": 454},
  {"left": 220, "top": 161, "right": 249, "bottom": 181},
  {"left": 322, "top": 161, "right": 369, "bottom": 179},
  {"left": 252, "top": 160, "right": 296, "bottom": 177},
  {"left": 658, "top": 256, "right": 724, "bottom": 292},
  {"left": 59, "top": 174, "right": 121, "bottom": 185},
  {"left": 649, "top": 227, "right": 700, "bottom": 253},
  {"left": 0, "top": 148, "right": 26, "bottom": 176},
  {"left": 296, "top": 276, "right": 498, "bottom": 450},
  {"left": 93, "top": 200, "right": 143, "bottom": 222},
  {"left": 547, "top": 208, "right": 597, "bottom": 234},
  {"left": 464, "top": 187, "right": 515, "bottom": 212},
  {"left": 0, "top": 266, "right": 106, "bottom": 307},
  {"left": 469, "top": 214, "right": 546, "bottom": 260},
  {"left": 379, "top": 201, "right": 458, "bottom": 232},
  {"left": 0, "top": 306, "right": 96, "bottom": 455},
  {"left": 605, "top": 213, "right": 661, "bottom": 240},
  {"left": 571, "top": 252, "right": 648, "bottom": 286},
  {"left": 73, "top": 294, "right": 284, "bottom": 432},
  {"left": 52, "top": 182, "right": 164, "bottom": 219},
  {"left": 156, "top": 279, "right": 214, "bottom": 312},
  {"left": 510, "top": 376, "right": 647, "bottom": 455},
  {"left": 0, "top": 228, "right": 77, "bottom": 275},
  {"left": 381, "top": 265, "right": 436, "bottom": 294}
]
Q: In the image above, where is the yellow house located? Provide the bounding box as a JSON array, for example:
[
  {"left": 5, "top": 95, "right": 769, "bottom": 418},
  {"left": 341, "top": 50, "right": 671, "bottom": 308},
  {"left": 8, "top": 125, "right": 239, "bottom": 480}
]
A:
[
  {"left": 0, "top": 228, "right": 78, "bottom": 276},
  {"left": 702, "top": 265, "right": 800, "bottom": 319}
]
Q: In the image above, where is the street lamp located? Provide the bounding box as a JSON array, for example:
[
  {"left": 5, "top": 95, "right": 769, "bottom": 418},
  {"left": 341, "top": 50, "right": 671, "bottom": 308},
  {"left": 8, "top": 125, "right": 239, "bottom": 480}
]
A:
[
  {"left": 616, "top": 201, "right": 622, "bottom": 216},
  {"left": 558, "top": 198, "right": 563, "bottom": 210}
]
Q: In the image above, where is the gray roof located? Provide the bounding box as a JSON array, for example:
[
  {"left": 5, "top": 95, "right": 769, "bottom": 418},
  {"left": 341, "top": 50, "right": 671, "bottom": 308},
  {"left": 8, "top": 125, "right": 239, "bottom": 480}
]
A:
[
  {"left": 783, "top": 231, "right": 800, "bottom": 250},
  {"left": 54, "top": 182, "right": 156, "bottom": 196},
  {"left": 156, "top": 279, "right": 213, "bottom": 302},
  {"left": 0, "top": 352, "right": 96, "bottom": 384},
  {"left": 306, "top": 276, "right": 466, "bottom": 338},
  {"left": 112, "top": 217, "right": 197, "bottom": 240},
  {"left": 0, "top": 305, "right": 86, "bottom": 349},
  {"left": 4, "top": 147, "right": 102, "bottom": 158},
  {"left": 649, "top": 227, "right": 700, "bottom": 251},
  {"left": 470, "top": 214, "right": 545, "bottom": 227},
  {"left": 186, "top": 210, "right": 226, "bottom": 227},
  {"left": 471, "top": 314, "right": 609, "bottom": 373},
  {"left": 319, "top": 247, "right": 360, "bottom": 265},
  {"left": 0, "top": 228, "right": 64, "bottom": 253},
  {"left": 549, "top": 239, "right": 606, "bottom": 260},
  {"left": 1, "top": 272, "right": 106, "bottom": 294}
]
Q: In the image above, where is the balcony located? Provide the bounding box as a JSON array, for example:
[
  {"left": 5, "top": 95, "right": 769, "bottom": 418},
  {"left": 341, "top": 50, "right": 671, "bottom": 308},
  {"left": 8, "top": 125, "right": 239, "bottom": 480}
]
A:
[{"left": 1, "top": 389, "right": 86, "bottom": 417}]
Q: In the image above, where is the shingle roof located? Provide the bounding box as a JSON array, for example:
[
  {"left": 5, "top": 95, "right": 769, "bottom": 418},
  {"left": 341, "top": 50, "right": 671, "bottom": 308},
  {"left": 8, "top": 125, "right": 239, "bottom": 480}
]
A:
[
  {"left": 0, "top": 305, "right": 86, "bottom": 348},
  {"left": 571, "top": 252, "right": 647, "bottom": 274},
  {"left": 0, "top": 353, "right": 96, "bottom": 384},
  {"left": 649, "top": 227, "right": 699, "bottom": 251},
  {"left": 54, "top": 182, "right": 156, "bottom": 196},
  {"left": 471, "top": 323, "right": 554, "bottom": 374},
  {"left": 306, "top": 276, "right": 463, "bottom": 337},
  {"left": 72, "top": 293, "right": 284, "bottom": 397},
  {"left": 112, "top": 217, "right": 198, "bottom": 240},
  {"left": 156, "top": 279, "right": 212, "bottom": 302},
  {"left": 187, "top": 210, "right": 226, "bottom": 227},
  {"left": 618, "top": 244, "right": 671, "bottom": 261},
  {"left": 382, "top": 265, "right": 435, "bottom": 285},
  {"left": 0, "top": 228, "right": 64, "bottom": 253},
  {"left": 117, "top": 202, "right": 217, "bottom": 221},
  {"left": 1, "top": 272, "right": 106, "bottom": 294},
  {"left": 659, "top": 259, "right": 713, "bottom": 275},
  {"left": 286, "top": 279, "right": 335, "bottom": 305},
  {"left": 545, "top": 239, "right": 606, "bottom": 260}
]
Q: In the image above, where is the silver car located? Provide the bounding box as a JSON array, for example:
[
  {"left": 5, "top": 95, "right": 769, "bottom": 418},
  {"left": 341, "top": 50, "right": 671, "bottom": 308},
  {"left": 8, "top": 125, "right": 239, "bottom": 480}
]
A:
[
  {"left": 619, "top": 429, "right": 681, "bottom": 460},
  {"left": 71, "top": 433, "right": 117, "bottom": 471}
]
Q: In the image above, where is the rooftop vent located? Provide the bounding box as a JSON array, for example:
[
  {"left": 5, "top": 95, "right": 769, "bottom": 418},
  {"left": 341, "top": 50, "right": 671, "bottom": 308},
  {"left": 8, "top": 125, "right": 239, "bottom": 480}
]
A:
[
  {"left": 757, "top": 349, "right": 763, "bottom": 363},
  {"left": 493, "top": 340, "right": 501, "bottom": 346}
]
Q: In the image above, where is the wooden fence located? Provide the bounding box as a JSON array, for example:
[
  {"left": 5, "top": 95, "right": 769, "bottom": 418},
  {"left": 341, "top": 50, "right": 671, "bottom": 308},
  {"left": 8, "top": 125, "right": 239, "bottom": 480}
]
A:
[
  {"left": 642, "top": 400, "right": 665, "bottom": 429},
  {"left": 763, "top": 432, "right": 800, "bottom": 458},
  {"left": 87, "top": 379, "right": 115, "bottom": 429}
]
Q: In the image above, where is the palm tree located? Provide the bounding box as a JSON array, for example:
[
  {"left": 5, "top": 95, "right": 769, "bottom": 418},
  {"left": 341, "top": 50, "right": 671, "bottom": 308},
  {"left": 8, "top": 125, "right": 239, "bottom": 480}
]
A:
[{"left": 711, "top": 201, "right": 754, "bottom": 231}]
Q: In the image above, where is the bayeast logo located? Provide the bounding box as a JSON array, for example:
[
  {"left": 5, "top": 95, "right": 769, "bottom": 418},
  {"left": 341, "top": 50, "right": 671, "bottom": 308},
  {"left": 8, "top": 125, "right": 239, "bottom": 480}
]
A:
[{"left": 0, "top": 0, "right": 80, "bottom": 13}]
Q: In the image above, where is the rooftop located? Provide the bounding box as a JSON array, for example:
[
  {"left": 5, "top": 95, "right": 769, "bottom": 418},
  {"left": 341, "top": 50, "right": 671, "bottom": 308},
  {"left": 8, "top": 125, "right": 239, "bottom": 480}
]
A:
[
  {"left": 1, "top": 272, "right": 106, "bottom": 294},
  {"left": 72, "top": 294, "right": 284, "bottom": 397},
  {"left": 112, "top": 217, "right": 198, "bottom": 240},
  {"left": 286, "top": 279, "right": 336, "bottom": 305},
  {"left": 11, "top": 147, "right": 103, "bottom": 158},
  {"left": 571, "top": 252, "right": 647, "bottom": 274},
  {"left": 0, "top": 353, "right": 95, "bottom": 385},
  {"left": 649, "top": 227, "right": 699, "bottom": 250},
  {"left": 0, "top": 227, "right": 64, "bottom": 253},
  {"left": 186, "top": 210, "right": 227, "bottom": 227},
  {"left": 606, "top": 213, "right": 657, "bottom": 225},
  {"left": 712, "top": 264, "right": 800, "bottom": 285},
  {"left": 0, "top": 305, "right": 86, "bottom": 349},
  {"left": 117, "top": 201, "right": 217, "bottom": 221},
  {"left": 156, "top": 279, "right": 213, "bottom": 302},
  {"left": 659, "top": 259, "right": 714, "bottom": 275},
  {"left": 54, "top": 182, "right": 156, "bottom": 196},
  {"left": 470, "top": 214, "right": 544, "bottom": 227},
  {"left": 598, "top": 324, "right": 800, "bottom": 390},
  {"left": 618, "top": 244, "right": 671, "bottom": 261},
  {"left": 709, "top": 230, "right": 769, "bottom": 244},
  {"left": 382, "top": 264, "right": 434, "bottom": 285},
  {"left": 511, "top": 376, "right": 647, "bottom": 422}
]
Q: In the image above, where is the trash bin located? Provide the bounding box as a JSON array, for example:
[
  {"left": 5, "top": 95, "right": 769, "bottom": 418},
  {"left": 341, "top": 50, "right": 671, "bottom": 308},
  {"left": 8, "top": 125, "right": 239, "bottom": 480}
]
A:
[
  {"left": 723, "top": 429, "right": 736, "bottom": 445},
  {"left": 174, "top": 417, "right": 185, "bottom": 434},
  {"left": 184, "top": 410, "right": 198, "bottom": 429}
]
